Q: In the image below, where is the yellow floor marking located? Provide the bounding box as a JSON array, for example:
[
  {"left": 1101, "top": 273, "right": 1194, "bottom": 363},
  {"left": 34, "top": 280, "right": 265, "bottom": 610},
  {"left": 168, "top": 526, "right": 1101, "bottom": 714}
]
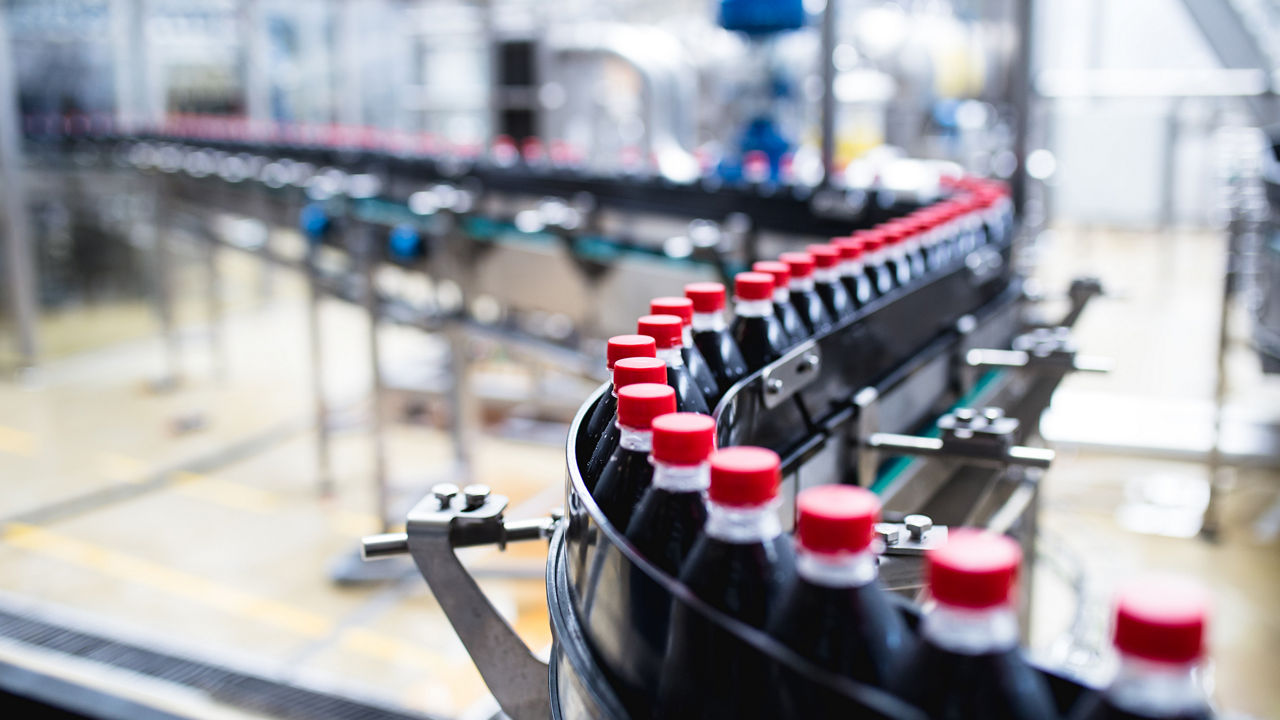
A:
[
  {"left": 2, "top": 523, "right": 330, "bottom": 638},
  {"left": 171, "top": 471, "right": 279, "bottom": 513},
  {"left": 0, "top": 426, "right": 35, "bottom": 457},
  {"left": 97, "top": 452, "right": 148, "bottom": 483},
  {"left": 0, "top": 523, "right": 459, "bottom": 675}
]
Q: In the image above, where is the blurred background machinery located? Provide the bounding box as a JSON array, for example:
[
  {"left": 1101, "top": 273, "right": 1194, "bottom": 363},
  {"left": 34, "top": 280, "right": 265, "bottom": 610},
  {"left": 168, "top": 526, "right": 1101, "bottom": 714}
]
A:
[{"left": 0, "top": 1, "right": 1277, "bottom": 719}]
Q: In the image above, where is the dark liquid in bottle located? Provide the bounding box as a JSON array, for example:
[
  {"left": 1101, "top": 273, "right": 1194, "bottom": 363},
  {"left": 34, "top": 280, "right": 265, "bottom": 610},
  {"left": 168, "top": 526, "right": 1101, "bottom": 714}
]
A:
[
  {"left": 767, "top": 577, "right": 909, "bottom": 688},
  {"left": 593, "top": 446, "right": 655, "bottom": 530},
  {"left": 683, "top": 344, "right": 721, "bottom": 410},
  {"left": 731, "top": 314, "right": 789, "bottom": 372},
  {"left": 583, "top": 421, "right": 619, "bottom": 490},
  {"left": 666, "top": 364, "right": 710, "bottom": 415},
  {"left": 658, "top": 534, "right": 795, "bottom": 720},
  {"left": 775, "top": 299, "right": 807, "bottom": 346},
  {"left": 692, "top": 329, "right": 748, "bottom": 405},
  {"left": 815, "top": 279, "right": 854, "bottom": 321},
  {"left": 1072, "top": 695, "right": 1212, "bottom": 720},
  {"left": 869, "top": 261, "right": 895, "bottom": 296},
  {"left": 626, "top": 487, "right": 708, "bottom": 576},
  {"left": 891, "top": 641, "right": 1059, "bottom": 720},
  {"left": 790, "top": 287, "right": 834, "bottom": 335},
  {"left": 578, "top": 391, "right": 615, "bottom": 468},
  {"left": 841, "top": 271, "right": 874, "bottom": 308}
]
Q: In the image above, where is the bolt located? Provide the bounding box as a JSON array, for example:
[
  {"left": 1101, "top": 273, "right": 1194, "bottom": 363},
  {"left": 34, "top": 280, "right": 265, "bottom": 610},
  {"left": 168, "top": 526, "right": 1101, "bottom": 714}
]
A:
[
  {"left": 432, "top": 483, "right": 459, "bottom": 509},
  {"left": 983, "top": 407, "right": 1004, "bottom": 420},
  {"left": 954, "top": 408, "right": 976, "bottom": 422},
  {"left": 463, "top": 484, "right": 491, "bottom": 510},
  {"left": 798, "top": 354, "right": 819, "bottom": 373},
  {"left": 875, "top": 523, "right": 902, "bottom": 546},
  {"left": 766, "top": 377, "right": 784, "bottom": 395},
  {"left": 904, "top": 514, "right": 933, "bottom": 541}
]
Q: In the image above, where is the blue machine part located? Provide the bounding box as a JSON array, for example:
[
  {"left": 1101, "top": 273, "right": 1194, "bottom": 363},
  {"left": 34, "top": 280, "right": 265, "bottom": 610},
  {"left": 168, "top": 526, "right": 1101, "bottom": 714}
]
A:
[
  {"left": 388, "top": 223, "right": 423, "bottom": 260},
  {"left": 299, "top": 202, "right": 330, "bottom": 243},
  {"left": 719, "top": 0, "right": 805, "bottom": 34},
  {"left": 719, "top": 115, "right": 791, "bottom": 183}
]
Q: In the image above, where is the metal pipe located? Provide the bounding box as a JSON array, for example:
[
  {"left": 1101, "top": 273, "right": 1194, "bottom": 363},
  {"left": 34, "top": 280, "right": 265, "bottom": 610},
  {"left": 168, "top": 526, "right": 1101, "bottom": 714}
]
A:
[{"left": 819, "top": 0, "right": 837, "bottom": 185}]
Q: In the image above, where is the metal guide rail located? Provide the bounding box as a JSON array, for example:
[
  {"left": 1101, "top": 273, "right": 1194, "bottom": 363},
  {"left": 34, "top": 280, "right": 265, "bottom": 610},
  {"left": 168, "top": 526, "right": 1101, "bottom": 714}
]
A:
[{"left": 359, "top": 215, "right": 1110, "bottom": 718}]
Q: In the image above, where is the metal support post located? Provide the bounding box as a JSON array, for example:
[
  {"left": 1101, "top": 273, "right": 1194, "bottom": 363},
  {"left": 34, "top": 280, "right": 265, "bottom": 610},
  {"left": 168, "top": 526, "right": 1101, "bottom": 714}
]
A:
[
  {"left": 819, "top": 0, "right": 837, "bottom": 185},
  {"left": 0, "top": 9, "right": 38, "bottom": 372},
  {"left": 152, "top": 187, "right": 182, "bottom": 391},
  {"left": 304, "top": 240, "right": 335, "bottom": 497},
  {"left": 358, "top": 226, "right": 392, "bottom": 533}
]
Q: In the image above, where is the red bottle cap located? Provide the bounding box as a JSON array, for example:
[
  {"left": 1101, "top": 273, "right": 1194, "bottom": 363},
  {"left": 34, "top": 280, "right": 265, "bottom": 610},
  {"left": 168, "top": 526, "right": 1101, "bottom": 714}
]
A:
[
  {"left": 612, "top": 357, "right": 666, "bottom": 390},
  {"left": 708, "top": 446, "right": 780, "bottom": 507},
  {"left": 1113, "top": 576, "right": 1208, "bottom": 664},
  {"left": 833, "top": 237, "right": 866, "bottom": 260},
  {"left": 881, "top": 223, "right": 911, "bottom": 245},
  {"left": 652, "top": 412, "right": 716, "bottom": 466},
  {"left": 636, "top": 314, "right": 684, "bottom": 349},
  {"left": 779, "top": 252, "right": 815, "bottom": 279},
  {"left": 796, "top": 485, "right": 880, "bottom": 554},
  {"left": 616, "top": 383, "right": 677, "bottom": 430},
  {"left": 650, "top": 297, "right": 694, "bottom": 326},
  {"left": 734, "top": 272, "right": 775, "bottom": 302},
  {"left": 806, "top": 244, "right": 841, "bottom": 269},
  {"left": 752, "top": 261, "right": 790, "bottom": 290},
  {"left": 685, "top": 282, "right": 727, "bottom": 313},
  {"left": 927, "top": 529, "right": 1021, "bottom": 609},
  {"left": 606, "top": 334, "right": 657, "bottom": 370}
]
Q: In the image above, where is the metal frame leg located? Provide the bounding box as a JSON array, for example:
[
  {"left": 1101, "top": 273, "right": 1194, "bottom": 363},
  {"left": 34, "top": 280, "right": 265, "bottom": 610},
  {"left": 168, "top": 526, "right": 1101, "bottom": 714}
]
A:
[
  {"left": 305, "top": 243, "right": 334, "bottom": 497},
  {"left": 0, "top": 9, "right": 38, "bottom": 373},
  {"left": 153, "top": 188, "right": 182, "bottom": 391}
]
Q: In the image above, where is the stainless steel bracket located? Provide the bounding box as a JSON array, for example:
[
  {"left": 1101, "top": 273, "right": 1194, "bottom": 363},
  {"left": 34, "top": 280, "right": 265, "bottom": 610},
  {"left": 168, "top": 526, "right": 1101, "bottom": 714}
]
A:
[
  {"left": 361, "top": 483, "right": 557, "bottom": 720},
  {"left": 967, "top": 326, "right": 1112, "bottom": 374},
  {"left": 761, "top": 339, "right": 822, "bottom": 409},
  {"left": 867, "top": 407, "right": 1055, "bottom": 471},
  {"left": 876, "top": 514, "right": 948, "bottom": 556}
]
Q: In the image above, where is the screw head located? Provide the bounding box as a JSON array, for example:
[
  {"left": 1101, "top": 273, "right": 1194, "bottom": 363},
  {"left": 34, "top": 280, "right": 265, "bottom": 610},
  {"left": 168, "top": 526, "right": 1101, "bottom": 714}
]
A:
[
  {"left": 766, "top": 377, "right": 784, "bottom": 394},
  {"left": 904, "top": 514, "right": 933, "bottom": 541},
  {"left": 875, "top": 523, "right": 902, "bottom": 546},
  {"left": 463, "top": 484, "right": 491, "bottom": 510},
  {"left": 432, "top": 483, "right": 460, "bottom": 509}
]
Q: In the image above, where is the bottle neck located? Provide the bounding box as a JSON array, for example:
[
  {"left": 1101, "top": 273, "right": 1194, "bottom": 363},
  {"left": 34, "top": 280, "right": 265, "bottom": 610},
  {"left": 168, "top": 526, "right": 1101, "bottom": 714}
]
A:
[
  {"left": 866, "top": 249, "right": 887, "bottom": 264},
  {"left": 772, "top": 287, "right": 790, "bottom": 304},
  {"left": 796, "top": 547, "right": 878, "bottom": 588},
  {"left": 681, "top": 326, "right": 693, "bottom": 348},
  {"left": 705, "top": 499, "right": 782, "bottom": 543},
  {"left": 813, "top": 267, "right": 840, "bottom": 284},
  {"left": 735, "top": 298, "right": 774, "bottom": 318},
  {"left": 691, "top": 311, "right": 726, "bottom": 332},
  {"left": 840, "top": 259, "right": 863, "bottom": 276},
  {"left": 1107, "top": 655, "right": 1207, "bottom": 717},
  {"left": 617, "top": 425, "right": 654, "bottom": 452},
  {"left": 922, "top": 601, "right": 1020, "bottom": 655},
  {"left": 656, "top": 346, "right": 684, "bottom": 367},
  {"left": 650, "top": 460, "right": 710, "bottom": 493},
  {"left": 789, "top": 277, "right": 815, "bottom": 292}
]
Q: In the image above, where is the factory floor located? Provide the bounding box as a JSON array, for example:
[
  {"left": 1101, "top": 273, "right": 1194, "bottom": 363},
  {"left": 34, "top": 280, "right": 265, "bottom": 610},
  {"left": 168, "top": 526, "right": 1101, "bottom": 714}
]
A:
[{"left": 0, "top": 227, "right": 1277, "bottom": 719}]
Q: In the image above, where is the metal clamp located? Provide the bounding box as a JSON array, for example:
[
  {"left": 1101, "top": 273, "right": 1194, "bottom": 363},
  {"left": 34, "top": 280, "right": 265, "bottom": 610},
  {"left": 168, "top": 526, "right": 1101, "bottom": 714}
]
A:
[
  {"left": 966, "top": 326, "right": 1112, "bottom": 374},
  {"left": 867, "top": 407, "right": 1055, "bottom": 470},
  {"left": 761, "top": 339, "right": 822, "bottom": 408},
  {"left": 360, "top": 483, "right": 558, "bottom": 720}
]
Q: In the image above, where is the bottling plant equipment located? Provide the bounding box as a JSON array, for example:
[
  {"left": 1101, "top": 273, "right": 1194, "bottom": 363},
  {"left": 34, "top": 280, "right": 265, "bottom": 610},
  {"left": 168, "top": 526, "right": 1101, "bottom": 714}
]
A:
[{"left": 359, "top": 186, "right": 1110, "bottom": 719}]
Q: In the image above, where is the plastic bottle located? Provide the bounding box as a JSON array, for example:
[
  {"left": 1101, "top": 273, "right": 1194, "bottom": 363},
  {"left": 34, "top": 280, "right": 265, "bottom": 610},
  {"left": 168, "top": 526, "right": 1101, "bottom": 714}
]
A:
[
  {"left": 767, "top": 485, "right": 909, "bottom": 690},
  {"left": 880, "top": 222, "right": 915, "bottom": 287},
  {"left": 752, "top": 260, "right": 807, "bottom": 347},
  {"left": 637, "top": 314, "right": 711, "bottom": 415},
  {"left": 625, "top": 412, "right": 715, "bottom": 575},
  {"left": 679, "top": 445, "right": 795, "bottom": 625},
  {"left": 684, "top": 282, "right": 749, "bottom": 404},
  {"left": 891, "top": 529, "right": 1059, "bottom": 720},
  {"left": 592, "top": 383, "right": 677, "bottom": 530},
  {"left": 806, "top": 243, "right": 855, "bottom": 320},
  {"left": 729, "top": 272, "right": 791, "bottom": 372},
  {"left": 582, "top": 357, "right": 668, "bottom": 489},
  {"left": 578, "top": 335, "right": 657, "bottom": 471},
  {"left": 650, "top": 296, "right": 720, "bottom": 408},
  {"left": 833, "top": 236, "right": 875, "bottom": 308},
  {"left": 658, "top": 445, "right": 793, "bottom": 719},
  {"left": 1073, "top": 577, "right": 1213, "bottom": 720},
  {"left": 857, "top": 229, "right": 895, "bottom": 296},
  {"left": 780, "top": 251, "right": 834, "bottom": 336}
]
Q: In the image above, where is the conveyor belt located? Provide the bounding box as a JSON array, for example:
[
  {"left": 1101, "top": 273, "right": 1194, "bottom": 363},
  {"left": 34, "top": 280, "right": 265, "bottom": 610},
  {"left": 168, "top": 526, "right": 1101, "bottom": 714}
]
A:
[{"left": 0, "top": 608, "right": 438, "bottom": 720}]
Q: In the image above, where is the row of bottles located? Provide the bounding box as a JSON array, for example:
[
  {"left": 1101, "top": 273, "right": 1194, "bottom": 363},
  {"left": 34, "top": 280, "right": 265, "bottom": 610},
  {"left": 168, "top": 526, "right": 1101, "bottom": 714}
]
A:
[{"left": 581, "top": 397, "right": 1214, "bottom": 719}]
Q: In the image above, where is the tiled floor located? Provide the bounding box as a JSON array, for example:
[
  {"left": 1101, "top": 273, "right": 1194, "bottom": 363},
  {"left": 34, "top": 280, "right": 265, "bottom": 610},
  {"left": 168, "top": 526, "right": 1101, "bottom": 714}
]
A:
[{"left": 0, "top": 226, "right": 1276, "bottom": 719}]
